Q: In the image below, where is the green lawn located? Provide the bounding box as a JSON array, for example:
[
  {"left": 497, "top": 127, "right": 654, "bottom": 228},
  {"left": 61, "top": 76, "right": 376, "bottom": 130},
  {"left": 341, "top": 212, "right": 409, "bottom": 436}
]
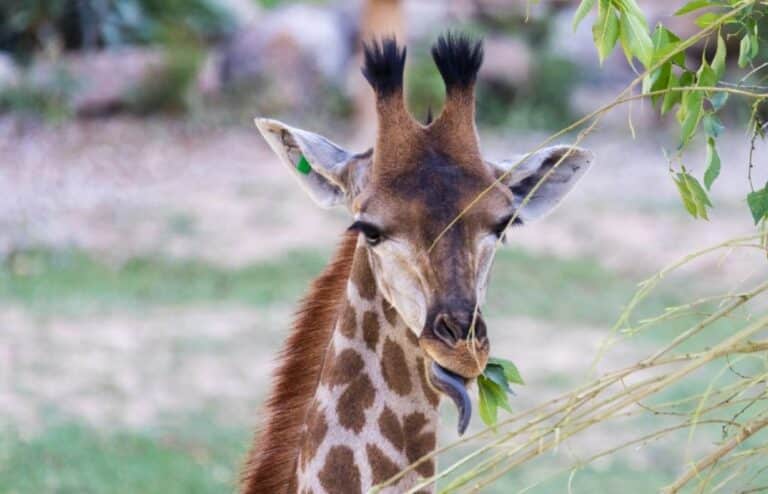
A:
[
  {"left": 1, "top": 246, "right": 687, "bottom": 324},
  {"left": 0, "top": 418, "right": 247, "bottom": 494}
]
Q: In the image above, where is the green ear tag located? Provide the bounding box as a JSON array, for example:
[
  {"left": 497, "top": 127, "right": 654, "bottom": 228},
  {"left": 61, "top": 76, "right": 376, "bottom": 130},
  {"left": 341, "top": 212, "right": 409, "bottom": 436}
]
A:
[{"left": 296, "top": 154, "right": 312, "bottom": 175}]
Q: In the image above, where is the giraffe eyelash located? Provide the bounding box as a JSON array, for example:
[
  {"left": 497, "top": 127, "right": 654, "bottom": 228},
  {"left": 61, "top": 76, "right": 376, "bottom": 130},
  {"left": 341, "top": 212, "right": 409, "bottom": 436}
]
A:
[{"left": 348, "top": 221, "right": 384, "bottom": 246}]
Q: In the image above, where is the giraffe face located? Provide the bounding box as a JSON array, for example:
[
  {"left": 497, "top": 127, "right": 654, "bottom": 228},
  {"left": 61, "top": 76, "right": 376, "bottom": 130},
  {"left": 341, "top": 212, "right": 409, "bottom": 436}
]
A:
[
  {"left": 351, "top": 143, "right": 514, "bottom": 379},
  {"left": 255, "top": 33, "right": 594, "bottom": 399}
]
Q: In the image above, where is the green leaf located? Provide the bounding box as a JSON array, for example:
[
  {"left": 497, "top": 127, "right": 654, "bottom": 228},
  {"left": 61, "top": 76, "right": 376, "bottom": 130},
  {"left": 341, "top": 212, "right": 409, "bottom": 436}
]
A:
[
  {"left": 679, "top": 90, "right": 703, "bottom": 147},
  {"left": 650, "top": 25, "right": 685, "bottom": 66},
  {"left": 478, "top": 377, "right": 498, "bottom": 427},
  {"left": 674, "top": 174, "right": 699, "bottom": 217},
  {"left": 710, "top": 91, "right": 729, "bottom": 111},
  {"left": 573, "top": 0, "right": 597, "bottom": 30},
  {"left": 739, "top": 34, "right": 752, "bottom": 68},
  {"left": 620, "top": 10, "right": 654, "bottom": 67},
  {"left": 712, "top": 33, "right": 727, "bottom": 80},
  {"left": 643, "top": 62, "right": 670, "bottom": 98},
  {"left": 703, "top": 137, "right": 721, "bottom": 190},
  {"left": 697, "top": 62, "right": 717, "bottom": 88},
  {"left": 661, "top": 72, "right": 681, "bottom": 115},
  {"left": 747, "top": 184, "right": 768, "bottom": 225},
  {"left": 686, "top": 172, "right": 713, "bottom": 207},
  {"left": 483, "top": 364, "right": 512, "bottom": 393},
  {"left": 488, "top": 357, "right": 525, "bottom": 385},
  {"left": 694, "top": 12, "right": 719, "bottom": 29},
  {"left": 481, "top": 376, "right": 513, "bottom": 413},
  {"left": 593, "top": 4, "right": 621, "bottom": 64},
  {"left": 675, "top": 172, "right": 712, "bottom": 219},
  {"left": 703, "top": 113, "right": 724, "bottom": 138},
  {"left": 750, "top": 31, "right": 759, "bottom": 60},
  {"left": 682, "top": 171, "right": 713, "bottom": 219},
  {"left": 674, "top": 0, "right": 714, "bottom": 15}
]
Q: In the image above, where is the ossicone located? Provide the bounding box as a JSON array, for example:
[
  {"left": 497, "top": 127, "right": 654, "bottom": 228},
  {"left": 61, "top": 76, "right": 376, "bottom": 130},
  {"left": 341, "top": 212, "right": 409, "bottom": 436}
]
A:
[{"left": 361, "top": 37, "right": 407, "bottom": 98}]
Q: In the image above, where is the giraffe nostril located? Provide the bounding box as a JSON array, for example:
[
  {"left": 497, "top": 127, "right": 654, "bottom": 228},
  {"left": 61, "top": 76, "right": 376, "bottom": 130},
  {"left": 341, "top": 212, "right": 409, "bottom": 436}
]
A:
[
  {"left": 433, "top": 314, "right": 463, "bottom": 346},
  {"left": 472, "top": 317, "right": 488, "bottom": 341}
]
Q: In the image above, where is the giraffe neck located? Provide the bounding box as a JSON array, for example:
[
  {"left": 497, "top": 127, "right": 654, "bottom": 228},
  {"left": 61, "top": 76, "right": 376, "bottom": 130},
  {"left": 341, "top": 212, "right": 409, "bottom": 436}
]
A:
[{"left": 295, "top": 241, "right": 441, "bottom": 494}]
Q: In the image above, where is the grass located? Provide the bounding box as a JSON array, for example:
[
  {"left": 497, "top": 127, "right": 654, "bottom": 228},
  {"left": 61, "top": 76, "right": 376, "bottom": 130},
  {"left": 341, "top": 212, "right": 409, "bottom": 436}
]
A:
[
  {"left": 0, "top": 248, "right": 328, "bottom": 315},
  {"left": 1, "top": 246, "right": 687, "bottom": 324},
  {"left": 487, "top": 248, "right": 684, "bottom": 326},
  {"left": 0, "top": 417, "right": 247, "bottom": 494}
]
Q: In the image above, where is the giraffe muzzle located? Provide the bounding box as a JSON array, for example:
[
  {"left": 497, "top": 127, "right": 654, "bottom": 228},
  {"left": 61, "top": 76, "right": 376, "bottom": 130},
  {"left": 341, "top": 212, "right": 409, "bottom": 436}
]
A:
[
  {"left": 430, "top": 362, "right": 471, "bottom": 435},
  {"left": 419, "top": 310, "right": 490, "bottom": 379}
]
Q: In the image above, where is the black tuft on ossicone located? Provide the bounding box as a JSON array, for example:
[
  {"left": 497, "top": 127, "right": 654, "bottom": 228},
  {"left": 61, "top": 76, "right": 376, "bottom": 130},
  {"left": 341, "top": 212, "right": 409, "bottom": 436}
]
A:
[
  {"left": 361, "top": 38, "right": 407, "bottom": 97},
  {"left": 431, "top": 32, "right": 483, "bottom": 92}
]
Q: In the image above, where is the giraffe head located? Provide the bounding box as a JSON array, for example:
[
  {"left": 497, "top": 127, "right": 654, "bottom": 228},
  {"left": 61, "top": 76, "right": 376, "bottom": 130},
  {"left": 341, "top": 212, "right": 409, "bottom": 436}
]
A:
[{"left": 256, "top": 33, "right": 593, "bottom": 429}]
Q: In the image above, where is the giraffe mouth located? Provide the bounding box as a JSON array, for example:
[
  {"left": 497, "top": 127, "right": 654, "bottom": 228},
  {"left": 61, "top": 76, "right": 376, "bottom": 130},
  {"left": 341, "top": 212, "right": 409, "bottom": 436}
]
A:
[{"left": 430, "top": 362, "right": 471, "bottom": 435}]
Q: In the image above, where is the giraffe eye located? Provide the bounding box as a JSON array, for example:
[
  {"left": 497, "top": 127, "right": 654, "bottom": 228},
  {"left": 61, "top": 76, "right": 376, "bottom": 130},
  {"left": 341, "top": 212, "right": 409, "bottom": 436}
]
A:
[
  {"left": 492, "top": 215, "right": 513, "bottom": 238},
  {"left": 348, "top": 221, "right": 384, "bottom": 246}
]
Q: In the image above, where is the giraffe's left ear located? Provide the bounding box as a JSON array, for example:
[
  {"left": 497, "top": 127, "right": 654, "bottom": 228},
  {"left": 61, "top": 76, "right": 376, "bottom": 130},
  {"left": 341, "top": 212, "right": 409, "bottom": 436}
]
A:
[
  {"left": 487, "top": 145, "right": 594, "bottom": 223},
  {"left": 255, "top": 118, "right": 371, "bottom": 208}
]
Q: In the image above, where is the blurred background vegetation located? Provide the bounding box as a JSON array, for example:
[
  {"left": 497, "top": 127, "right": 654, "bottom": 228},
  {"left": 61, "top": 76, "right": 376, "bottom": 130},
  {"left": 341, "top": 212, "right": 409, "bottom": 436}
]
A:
[
  {"left": 0, "top": 0, "right": 590, "bottom": 128},
  {"left": 1, "top": 0, "right": 766, "bottom": 493}
]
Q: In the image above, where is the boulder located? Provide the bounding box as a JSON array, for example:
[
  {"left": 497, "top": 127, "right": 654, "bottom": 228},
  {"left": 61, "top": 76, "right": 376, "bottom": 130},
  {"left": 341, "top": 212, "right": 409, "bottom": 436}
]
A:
[
  {"left": 219, "top": 4, "right": 353, "bottom": 88},
  {"left": 28, "top": 48, "right": 165, "bottom": 115},
  {"left": 0, "top": 53, "right": 19, "bottom": 88}
]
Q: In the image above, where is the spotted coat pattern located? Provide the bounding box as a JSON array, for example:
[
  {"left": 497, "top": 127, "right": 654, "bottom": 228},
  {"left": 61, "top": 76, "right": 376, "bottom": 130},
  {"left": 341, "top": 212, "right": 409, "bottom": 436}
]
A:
[{"left": 295, "top": 241, "right": 441, "bottom": 493}]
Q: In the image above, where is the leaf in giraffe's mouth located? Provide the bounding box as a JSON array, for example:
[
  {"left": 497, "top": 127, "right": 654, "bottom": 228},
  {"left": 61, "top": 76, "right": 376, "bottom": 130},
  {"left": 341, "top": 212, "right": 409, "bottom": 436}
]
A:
[{"left": 430, "top": 362, "right": 471, "bottom": 435}]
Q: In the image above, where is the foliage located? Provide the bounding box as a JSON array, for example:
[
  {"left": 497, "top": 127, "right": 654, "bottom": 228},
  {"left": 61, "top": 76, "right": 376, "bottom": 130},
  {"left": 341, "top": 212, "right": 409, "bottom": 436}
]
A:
[
  {"left": 478, "top": 358, "right": 524, "bottom": 427},
  {"left": 576, "top": 0, "right": 767, "bottom": 225},
  {"left": 476, "top": 54, "right": 581, "bottom": 131},
  {"left": 0, "top": 0, "right": 234, "bottom": 63},
  {"left": 123, "top": 40, "right": 204, "bottom": 115},
  {"left": 0, "top": 69, "right": 75, "bottom": 120}
]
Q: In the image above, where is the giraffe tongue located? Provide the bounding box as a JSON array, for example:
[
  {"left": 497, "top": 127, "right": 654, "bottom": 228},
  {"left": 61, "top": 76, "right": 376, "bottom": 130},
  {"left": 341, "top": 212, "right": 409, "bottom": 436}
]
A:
[{"left": 430, "top": 362, "right": 471, "bottom": 435}]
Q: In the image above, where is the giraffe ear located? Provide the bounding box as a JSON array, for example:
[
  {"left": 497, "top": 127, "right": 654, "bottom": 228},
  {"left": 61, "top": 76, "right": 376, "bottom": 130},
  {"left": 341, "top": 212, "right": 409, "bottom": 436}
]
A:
[
  {"left": 487, "top": 145, "right": 594, "bottom": 223},
  {"left": 255, "top": 118, "right": 372, "bottom": 209}
]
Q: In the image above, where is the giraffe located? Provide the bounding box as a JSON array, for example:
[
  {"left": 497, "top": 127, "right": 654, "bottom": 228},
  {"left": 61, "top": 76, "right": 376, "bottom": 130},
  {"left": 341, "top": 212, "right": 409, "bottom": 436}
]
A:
[{"left": 241, "top": 33, "right": 594, "bottom": 494}]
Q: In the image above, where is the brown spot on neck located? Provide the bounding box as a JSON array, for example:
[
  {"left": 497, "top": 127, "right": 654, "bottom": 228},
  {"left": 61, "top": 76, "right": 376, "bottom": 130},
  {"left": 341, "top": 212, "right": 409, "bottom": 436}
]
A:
[
  {"left": 337, "top": 372, "right": 376, "bottom": 433},
  {"left": 351, "top": 246, "right": 377, "bottom": 300},
  {"left": 362, "top": 310, "right": 380, "bottom": 351},
  {"left": 319, "top": 445, "right": 362, "bottom": 494},
  {"left": 403, "top": 412, "right": 436, "bottom": 477},
  {"left": 322, "top": 348, "right": 364, "bottom": 387},
  {"left": 381, "top": 298, "right": 399, "bottom": 326},
  {"left": 367, "top": 443, "right": 401, "bottom": 485},
  {"left": 381, "top": 338, "right": 413, "bottom": 396},
  {"left": 339, "top": 305, "right": 357, "bottom": 339},
  {"left": 300, "top": 400, "right": 327, "bottom": 470},
  {"left": 378, "top": 406, "right": 404, "bottom": 451}
]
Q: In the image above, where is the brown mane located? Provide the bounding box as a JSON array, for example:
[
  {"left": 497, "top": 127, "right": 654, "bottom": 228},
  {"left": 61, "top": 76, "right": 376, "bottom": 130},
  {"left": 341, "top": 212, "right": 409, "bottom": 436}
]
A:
[{"left": 240, "top": 231, "right": 358, "bottom": 494}]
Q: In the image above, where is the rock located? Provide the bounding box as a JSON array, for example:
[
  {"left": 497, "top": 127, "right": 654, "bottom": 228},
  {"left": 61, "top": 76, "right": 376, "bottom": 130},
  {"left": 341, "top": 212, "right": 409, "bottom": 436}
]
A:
[
  {"left": 481, "top": 36, "right": 532, "bottom": 85},
  {"left": 219, "top": 4, "right": 353, "bottom": 87},
  {"left": 28, "top": 48, "right": 165, "bottom": 116},
  {"left": 0, "top": 53, "right": 19, "bottom": 89}
]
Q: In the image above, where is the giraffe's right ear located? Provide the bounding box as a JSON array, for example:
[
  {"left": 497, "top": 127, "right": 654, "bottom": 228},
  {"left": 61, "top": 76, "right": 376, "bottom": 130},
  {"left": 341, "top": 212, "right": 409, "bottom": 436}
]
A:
[{"left": 255, "top": 118, "right": 372, "bottom": 208}]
